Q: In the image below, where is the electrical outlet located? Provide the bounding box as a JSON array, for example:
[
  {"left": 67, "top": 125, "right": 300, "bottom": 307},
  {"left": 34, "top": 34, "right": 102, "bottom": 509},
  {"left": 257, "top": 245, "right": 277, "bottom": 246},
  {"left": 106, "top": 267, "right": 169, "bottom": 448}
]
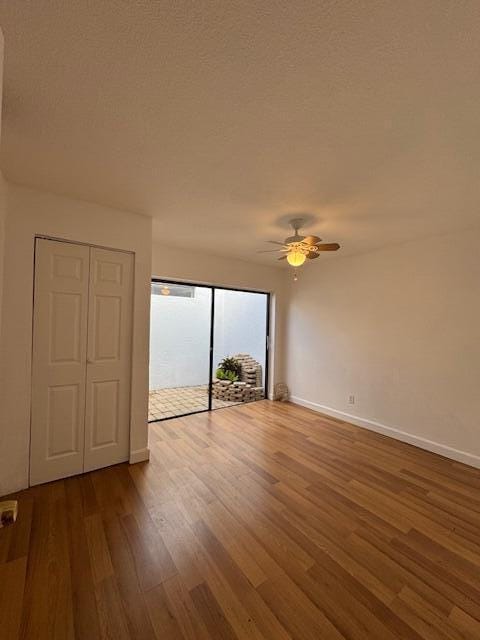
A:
[{"left": 348, "top": 395, "right": 355, "bottom": 405}]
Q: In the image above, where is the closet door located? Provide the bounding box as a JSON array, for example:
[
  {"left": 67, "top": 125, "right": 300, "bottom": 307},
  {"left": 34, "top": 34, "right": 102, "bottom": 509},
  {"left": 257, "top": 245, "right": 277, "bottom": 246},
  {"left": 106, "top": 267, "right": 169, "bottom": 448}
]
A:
[
  {"left": 83, "top": 248, "right": 133, "bottom": 472},
  {"left": 30, "top": 239, "right": 90, "bottom": 485}
]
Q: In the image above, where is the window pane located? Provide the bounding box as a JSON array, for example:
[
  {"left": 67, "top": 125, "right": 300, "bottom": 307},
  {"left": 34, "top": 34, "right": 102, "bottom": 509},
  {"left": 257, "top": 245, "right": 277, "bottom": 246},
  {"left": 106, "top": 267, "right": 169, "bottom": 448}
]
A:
[
  {"left": 149, "top": 283, "right": 211, "bottom": 420},
  {"left": 213, "top": 289, "right": 268, "bottom": 408}
]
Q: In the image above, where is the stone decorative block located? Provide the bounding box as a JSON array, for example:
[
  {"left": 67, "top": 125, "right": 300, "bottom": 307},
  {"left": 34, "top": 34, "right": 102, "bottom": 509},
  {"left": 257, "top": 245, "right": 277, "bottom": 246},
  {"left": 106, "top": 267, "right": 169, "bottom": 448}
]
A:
[{"left": 212, "top": 353, "right": 264, "bottom": 403}]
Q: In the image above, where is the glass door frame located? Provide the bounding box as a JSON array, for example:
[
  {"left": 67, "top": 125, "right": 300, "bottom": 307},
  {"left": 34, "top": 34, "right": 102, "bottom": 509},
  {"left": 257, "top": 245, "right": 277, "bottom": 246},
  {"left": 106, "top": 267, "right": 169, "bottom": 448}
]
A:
[{"left": 149, "top": 278, "right": 271, "bottom": 422}]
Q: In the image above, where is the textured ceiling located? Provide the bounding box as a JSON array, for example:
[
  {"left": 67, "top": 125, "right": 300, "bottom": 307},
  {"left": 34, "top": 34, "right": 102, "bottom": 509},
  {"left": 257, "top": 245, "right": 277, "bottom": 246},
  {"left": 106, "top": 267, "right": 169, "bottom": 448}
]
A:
[{"left": 0, "top": 1, "right": 479, "bottom": 265}]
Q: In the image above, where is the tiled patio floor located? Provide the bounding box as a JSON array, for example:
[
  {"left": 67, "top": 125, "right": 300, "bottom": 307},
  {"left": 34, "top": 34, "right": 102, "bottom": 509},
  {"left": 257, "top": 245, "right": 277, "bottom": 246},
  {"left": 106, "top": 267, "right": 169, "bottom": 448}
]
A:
[{"left": 148, "top": 384, "right": 239, "bottom": 421}]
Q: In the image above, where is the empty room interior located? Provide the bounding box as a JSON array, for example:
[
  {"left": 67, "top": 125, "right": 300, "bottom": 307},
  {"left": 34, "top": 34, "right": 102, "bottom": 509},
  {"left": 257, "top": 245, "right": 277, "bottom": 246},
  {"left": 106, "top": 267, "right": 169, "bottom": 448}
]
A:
[{"left": 0, "top": 3, "right": 479, "bottom": 639}]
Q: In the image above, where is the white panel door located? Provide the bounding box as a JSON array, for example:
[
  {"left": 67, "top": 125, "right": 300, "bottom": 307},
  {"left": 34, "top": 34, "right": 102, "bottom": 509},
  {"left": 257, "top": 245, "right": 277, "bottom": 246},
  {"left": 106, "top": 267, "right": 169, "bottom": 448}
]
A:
[
  {"left": 30, "top": 239, "right": 90, "bottom": 485},
  {"left": 83, "top": 248, "right": 133, "bottom": 472}
]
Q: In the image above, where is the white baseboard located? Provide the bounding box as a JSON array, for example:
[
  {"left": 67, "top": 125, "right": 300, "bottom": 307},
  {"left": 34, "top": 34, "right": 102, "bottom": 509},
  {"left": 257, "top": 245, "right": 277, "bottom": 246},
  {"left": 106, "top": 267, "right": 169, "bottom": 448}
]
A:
[
  {"left": 290, "top": 396, "right": 480, "bottom": 470},
  {"left": 129, "top": 447, "right": 150, "bottom": 464}
]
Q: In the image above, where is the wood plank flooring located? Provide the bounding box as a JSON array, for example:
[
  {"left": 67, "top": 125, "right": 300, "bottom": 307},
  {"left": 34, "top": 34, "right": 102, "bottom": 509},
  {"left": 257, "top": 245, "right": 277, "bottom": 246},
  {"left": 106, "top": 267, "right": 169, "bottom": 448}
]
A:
[{"left": 1, "top": 400, "right": 480, "bottom": 639}]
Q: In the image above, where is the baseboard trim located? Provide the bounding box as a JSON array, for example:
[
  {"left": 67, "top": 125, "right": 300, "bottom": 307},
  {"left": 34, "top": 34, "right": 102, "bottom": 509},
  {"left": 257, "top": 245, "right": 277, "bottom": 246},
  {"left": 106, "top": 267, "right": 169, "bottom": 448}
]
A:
[
  {"left": 290, "top": 396, "right": 480, "bottom": 470},
  {"left": 129, "top": 447, "right": 150, "bottom": 464}
]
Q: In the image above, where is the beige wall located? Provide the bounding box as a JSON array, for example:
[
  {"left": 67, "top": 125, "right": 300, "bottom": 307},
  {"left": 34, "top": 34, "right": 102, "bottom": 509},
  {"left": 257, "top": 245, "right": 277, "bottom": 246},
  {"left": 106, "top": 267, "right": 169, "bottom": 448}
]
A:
[
  {"left": 0, "top": 32, "right": 5, "bottom": 343},
  {"left": 0, "top": 174, "right": 6, "bottom": 344},
  {"left": 285, "top": 227, "right": 480, "bottom": 468},
  {"left": 0, "top": 185, "right": 152, "bottom": 495},
  {"left": 152, "top": 243, "right": 286, "bottom": 396}
]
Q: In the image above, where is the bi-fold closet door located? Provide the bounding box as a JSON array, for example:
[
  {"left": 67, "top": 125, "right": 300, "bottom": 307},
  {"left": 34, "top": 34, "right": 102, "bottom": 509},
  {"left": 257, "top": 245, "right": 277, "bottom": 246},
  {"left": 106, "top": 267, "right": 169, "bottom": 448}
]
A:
[{"left": 30, "top": 238, "right": 133, "bottom": 486}]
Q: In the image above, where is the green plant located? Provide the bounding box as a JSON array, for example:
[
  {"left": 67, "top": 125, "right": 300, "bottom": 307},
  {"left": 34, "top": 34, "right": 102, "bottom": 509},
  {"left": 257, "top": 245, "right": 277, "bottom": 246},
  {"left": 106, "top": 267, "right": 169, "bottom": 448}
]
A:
[
  {"left": 216, "top": 368, "right": 239, "bottom": 382},
  {"left": 218, "top": 356, "right": 242, "bottom": 378}
]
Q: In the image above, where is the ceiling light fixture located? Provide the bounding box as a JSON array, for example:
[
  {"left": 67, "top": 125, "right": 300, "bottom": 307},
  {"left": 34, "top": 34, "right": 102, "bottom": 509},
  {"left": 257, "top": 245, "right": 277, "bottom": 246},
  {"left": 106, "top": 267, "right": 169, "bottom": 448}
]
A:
[
  {"left": 161, "top": 286, "right": 171, "bottom": 296},
  {"left": 257, "top": 218, "right": 340, "bottom": 280},
  {"left": 286, "top": 250, "right": 306, "bottom": 267}
]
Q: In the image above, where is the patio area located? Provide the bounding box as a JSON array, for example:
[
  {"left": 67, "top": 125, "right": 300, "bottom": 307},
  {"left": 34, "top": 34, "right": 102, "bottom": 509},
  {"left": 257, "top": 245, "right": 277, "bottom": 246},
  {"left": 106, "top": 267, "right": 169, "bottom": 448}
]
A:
[{"left": 148, "top": 384, "right": 238, "bottom": 421}]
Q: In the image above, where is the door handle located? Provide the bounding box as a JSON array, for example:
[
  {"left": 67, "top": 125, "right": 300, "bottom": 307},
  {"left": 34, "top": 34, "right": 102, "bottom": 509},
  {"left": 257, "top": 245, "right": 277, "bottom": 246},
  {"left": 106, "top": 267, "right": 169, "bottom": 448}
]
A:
[{"left": 87, "top": 358, "right": 94, "bottom": 365}]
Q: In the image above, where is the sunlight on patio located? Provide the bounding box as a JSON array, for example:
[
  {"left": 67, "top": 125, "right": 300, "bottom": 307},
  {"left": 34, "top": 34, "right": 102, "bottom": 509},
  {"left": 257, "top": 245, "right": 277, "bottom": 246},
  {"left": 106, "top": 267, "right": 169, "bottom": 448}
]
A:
[{"left": 148, "top": 384, "right": 238, "bottom": 421}]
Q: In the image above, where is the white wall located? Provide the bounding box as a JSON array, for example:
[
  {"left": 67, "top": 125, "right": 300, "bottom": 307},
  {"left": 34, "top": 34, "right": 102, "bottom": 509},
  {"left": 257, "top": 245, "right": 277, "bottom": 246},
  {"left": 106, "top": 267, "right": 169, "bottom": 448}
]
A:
[
  {"left": 285, "top": 227, "right": 480, "bottom": 468},
  {"left": 213, "top": 289, "right": 268, "bottom": 381},
  {"left": 151, "top": 243, "right": 286, "bottom": 395},
  {"left": 0, "top": 185, "right": 152, "bottom": 495},
  {"left": 149, "top": 287, "right": 212, "bottom": 389}
]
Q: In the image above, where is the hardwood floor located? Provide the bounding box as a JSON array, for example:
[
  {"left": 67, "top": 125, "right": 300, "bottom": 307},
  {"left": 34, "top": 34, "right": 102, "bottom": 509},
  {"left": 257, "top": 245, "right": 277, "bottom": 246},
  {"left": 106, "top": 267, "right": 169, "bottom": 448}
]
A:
[{"left": 1, "top": 400, "right": 480, "bottom": 639}]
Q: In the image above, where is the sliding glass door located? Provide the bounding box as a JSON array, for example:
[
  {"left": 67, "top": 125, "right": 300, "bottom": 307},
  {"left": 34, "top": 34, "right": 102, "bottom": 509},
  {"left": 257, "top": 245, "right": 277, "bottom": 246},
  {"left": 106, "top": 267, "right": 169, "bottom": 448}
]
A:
[
  {"left": 149, "top": 281, "right": 269, "bottom": 421},
  {"left": 212, "top": 288, "right": 268, "bottom": 408}
]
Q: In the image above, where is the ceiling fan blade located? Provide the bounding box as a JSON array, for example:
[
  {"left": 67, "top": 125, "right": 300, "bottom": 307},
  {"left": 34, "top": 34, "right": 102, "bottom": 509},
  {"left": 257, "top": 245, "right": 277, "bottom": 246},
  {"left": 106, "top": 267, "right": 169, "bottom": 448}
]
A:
[
  {"left": 306, "top": 252, "right": 320, "bottom": 259},
  {"left": 266, "top": 240, "right": 286, "bottom": 246},
  {"left": 278, "top": 255, "right": 288, "bottom": 260},
  {"left": 316, "top": 243, "right": 340, "bottom": 251},
  {"left": 303, "top": 235, "right": 322, "bottom": 245},
  {"left": 257, "top": 249, "right": 281, "bottom": 253}
]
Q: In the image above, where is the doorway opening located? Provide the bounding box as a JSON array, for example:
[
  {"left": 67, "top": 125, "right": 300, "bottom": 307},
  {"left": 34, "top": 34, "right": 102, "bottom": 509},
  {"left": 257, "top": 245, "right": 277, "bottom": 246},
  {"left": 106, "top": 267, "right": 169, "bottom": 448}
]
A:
[{"left": 148, "top": 280, "right": 270, "bottom": 421}]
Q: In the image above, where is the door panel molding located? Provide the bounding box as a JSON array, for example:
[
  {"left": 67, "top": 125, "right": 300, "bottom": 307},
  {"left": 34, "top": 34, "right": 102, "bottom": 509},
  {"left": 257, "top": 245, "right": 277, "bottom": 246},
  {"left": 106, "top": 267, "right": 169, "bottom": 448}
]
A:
[
  {"left": 46, "top": 383, "right": 81, "bottom": 458},
  {"left": 90, "top": 379, "right": 120, "bottom": 449}
]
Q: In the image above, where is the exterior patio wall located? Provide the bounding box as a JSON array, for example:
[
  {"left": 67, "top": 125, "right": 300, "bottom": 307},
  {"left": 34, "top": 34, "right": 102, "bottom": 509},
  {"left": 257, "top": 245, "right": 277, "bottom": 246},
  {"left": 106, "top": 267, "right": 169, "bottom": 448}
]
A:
[
  {"left": 213, "top": 289, "right": 267, "bottom": 380},
  {"left": 149, "top": 287, "right": 211, "bottom": 389}
]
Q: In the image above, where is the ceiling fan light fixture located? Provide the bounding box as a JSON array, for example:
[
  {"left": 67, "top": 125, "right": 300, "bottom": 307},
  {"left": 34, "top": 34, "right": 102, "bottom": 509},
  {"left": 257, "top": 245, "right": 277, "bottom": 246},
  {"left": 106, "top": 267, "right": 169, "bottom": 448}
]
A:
[
  {"left": 260, "top": 217, "right": 340, "bottom": 272},
  {"left": 286, "top": 250, "right": 306, "bottom": 267}
]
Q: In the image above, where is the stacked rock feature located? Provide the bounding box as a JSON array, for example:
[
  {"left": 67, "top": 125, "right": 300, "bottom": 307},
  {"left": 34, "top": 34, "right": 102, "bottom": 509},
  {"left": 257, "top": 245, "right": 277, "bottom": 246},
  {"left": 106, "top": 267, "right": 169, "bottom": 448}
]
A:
[
  {"left": 234, "top": 353, "right": 264, "bottom": 401},
  {"left": 212, "top": 354, "right": 264, "bottom": 403}
]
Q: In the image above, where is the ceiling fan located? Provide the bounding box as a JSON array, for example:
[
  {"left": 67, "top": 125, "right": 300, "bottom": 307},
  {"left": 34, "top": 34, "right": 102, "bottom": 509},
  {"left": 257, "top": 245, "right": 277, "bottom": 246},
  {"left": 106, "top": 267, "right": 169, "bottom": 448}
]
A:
[{"left": 259, "top": 218, "right": 340, "bottom": 269}]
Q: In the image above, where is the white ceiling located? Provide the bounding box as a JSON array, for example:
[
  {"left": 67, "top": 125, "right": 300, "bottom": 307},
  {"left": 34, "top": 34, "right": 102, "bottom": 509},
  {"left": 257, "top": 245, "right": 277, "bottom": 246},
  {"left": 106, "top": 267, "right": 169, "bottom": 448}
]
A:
[{"left": 0, "top": 1, "right": 479, "bottom": 265}]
